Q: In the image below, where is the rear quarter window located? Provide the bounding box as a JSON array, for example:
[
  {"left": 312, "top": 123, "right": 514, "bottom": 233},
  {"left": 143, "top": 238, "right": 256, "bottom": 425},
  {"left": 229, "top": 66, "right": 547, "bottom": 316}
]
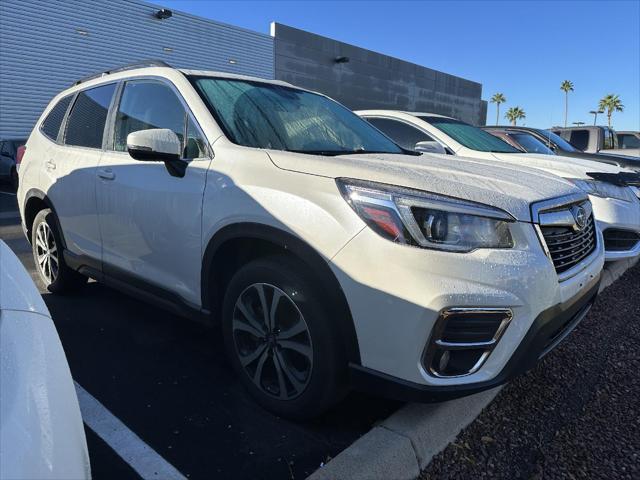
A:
[
  {"left": 65, "top": 83, "right": 116, "bottom": 149},
  {"left": 41, "top": 95, "right": 73, "bottom": 141}
]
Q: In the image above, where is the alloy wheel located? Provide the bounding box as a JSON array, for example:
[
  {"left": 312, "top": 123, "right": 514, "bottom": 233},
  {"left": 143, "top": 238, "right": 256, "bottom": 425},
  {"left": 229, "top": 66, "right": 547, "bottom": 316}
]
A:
[
  {"left": 35, "top": 221, "right": 58, "bottom": 284},
  {"left": 232, "top": 283, "right": 313, "bottom": 400}
]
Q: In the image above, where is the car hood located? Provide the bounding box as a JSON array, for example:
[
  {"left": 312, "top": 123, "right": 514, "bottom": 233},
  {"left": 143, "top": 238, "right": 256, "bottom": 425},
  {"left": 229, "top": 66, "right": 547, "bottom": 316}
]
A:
[
  {"left": 489, "top": 152, "right": 626, "bottom": 179},
  {"left": 601, "top": 148, "right": 640, "bottom": 159},
  {"left": 0, "top": 241, "right": 49, "bottom": 316},
  {"left": 267, "top": 150, "right": 582, "bottom": 222}
]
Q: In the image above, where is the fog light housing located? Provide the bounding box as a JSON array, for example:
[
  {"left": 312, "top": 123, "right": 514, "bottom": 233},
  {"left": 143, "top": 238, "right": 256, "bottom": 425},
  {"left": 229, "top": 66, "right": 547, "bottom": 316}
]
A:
[{"left": 424, "top": 308, "right": 513, "bottom": 377}]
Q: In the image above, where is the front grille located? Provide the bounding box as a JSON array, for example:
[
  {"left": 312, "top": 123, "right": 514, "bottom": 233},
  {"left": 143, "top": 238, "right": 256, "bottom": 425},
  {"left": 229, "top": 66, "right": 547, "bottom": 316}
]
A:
[
  {"left": 540, "top": 213, "right": 597, "bottom": 274},
  {"left": 603, "top": 229, "right": 640, "bottom": 252}
]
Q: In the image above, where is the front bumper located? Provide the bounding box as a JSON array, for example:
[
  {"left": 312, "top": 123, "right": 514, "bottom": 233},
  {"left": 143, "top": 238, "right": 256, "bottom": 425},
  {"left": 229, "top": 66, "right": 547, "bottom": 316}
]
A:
[
  {"left": 331, "top": 219, "right": 604, "bottom": 390},
  {"left": 349, "top": 278, "right": 599, "bottom": 402},
  {"left": 590, "top": 195, "right": 640, "bottom": 261}
]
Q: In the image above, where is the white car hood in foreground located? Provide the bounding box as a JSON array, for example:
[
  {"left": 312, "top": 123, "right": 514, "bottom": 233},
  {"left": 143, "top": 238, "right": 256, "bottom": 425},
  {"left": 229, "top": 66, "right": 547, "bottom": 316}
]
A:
[
  {"left": 0, "top": 241, "right": 90, "bottom": 480},
  {"left": 489, "top": 152, "right": 626, "bottom": 179},
  {"left": 268, "top": 151, "right": 582, "bottom": 222}
]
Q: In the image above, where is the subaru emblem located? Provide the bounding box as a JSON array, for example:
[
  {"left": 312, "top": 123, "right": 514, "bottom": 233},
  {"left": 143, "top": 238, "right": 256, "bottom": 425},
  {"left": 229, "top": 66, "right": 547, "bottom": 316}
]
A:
[{"left": 572, "top": 206, "right": 587, "bottom": 231}]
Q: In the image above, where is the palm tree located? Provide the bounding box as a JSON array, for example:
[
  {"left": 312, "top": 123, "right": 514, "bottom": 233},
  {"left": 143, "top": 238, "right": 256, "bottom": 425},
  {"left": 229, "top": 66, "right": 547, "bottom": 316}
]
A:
[
  {"left": 505, "top": 106, "right": 526, "bottom": 126},
  {"left": 560, "top": 80, "right": 574, "bottom": 127},
  {"left": 598, "top": 94, "right": 624, "bottom": 128},
  {"left": 490, "top": 93, "right": 506, "bottom": 125}
]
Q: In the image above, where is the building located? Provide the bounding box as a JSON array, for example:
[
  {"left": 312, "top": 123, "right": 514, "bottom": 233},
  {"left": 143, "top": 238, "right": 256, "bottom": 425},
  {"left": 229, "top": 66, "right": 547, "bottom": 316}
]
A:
[
  {"left": 0, "top": 0, "right": 486, "bottom": 139},
  {"left": 272, "top": 23, "right": 487, "bottom": 126}
]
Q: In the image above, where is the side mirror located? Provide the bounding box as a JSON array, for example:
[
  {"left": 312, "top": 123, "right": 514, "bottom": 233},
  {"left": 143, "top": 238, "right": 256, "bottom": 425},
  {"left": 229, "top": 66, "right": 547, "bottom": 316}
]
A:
[
  {"left": 415, "top": 140, "right": 446, "bottom": 155},
  {"left": 127, "top": 129, "right": 181, "bottom": 162}
]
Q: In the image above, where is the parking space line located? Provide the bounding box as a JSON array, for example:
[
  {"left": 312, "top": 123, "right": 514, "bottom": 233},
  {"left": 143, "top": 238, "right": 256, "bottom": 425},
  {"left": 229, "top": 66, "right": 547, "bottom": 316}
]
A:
[{"left": 75, "top": 382, "right": 187, "bottom": 480}]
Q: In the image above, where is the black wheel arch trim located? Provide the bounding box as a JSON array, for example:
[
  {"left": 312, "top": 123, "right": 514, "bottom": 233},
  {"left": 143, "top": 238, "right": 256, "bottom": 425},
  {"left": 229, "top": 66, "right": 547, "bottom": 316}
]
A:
[
  {"left": 22, "top": 188, "right": 68, "bottom": 249},
  {"left": 201, "top": 222, "right": 361, "bottom": 365}
]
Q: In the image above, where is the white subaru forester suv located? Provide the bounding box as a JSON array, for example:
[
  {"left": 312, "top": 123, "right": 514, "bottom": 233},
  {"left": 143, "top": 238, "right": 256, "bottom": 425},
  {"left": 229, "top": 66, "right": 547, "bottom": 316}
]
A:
[{"left": 18, "top": 63, "right": 604, "bottom": 419}]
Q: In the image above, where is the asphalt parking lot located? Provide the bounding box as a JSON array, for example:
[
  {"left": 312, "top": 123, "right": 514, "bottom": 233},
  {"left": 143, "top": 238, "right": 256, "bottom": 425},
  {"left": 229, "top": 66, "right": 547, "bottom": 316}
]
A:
[
  {"left": 0, "top": 185, "right": 400, "bottom": 480},
  {"left": 421, "top": 260, "right": 640, "bottom": 480}
]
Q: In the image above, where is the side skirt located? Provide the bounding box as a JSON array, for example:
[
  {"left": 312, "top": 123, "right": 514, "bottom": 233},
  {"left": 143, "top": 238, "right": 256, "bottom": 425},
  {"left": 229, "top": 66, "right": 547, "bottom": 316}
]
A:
[{"left": 63, "top": 249, "right": 212, "bottom": 325}]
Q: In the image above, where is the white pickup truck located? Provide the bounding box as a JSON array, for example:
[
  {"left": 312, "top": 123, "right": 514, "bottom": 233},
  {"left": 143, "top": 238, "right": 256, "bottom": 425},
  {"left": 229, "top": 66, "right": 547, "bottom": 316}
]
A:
[{"left": 551, "top": 126, "right": 640, "bottom": 159}]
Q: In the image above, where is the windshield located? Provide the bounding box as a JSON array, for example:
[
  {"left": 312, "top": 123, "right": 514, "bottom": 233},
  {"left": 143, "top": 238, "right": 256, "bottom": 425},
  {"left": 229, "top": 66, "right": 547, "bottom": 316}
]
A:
[
  {"left": 417, "top": 116, "right": 520, "bottom": 153},
  {"left": 510, "top": 133, "right": 554, "bottom": 155},
  {"left": 190, "top": 76, "right": 403, "bottom": 155},
  {"left": 537, "top": 129, "right": 578, "bottom": 152}
]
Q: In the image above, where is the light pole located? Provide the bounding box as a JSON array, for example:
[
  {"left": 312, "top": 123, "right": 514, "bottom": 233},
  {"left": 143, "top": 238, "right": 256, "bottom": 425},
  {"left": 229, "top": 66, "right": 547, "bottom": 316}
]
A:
[{"left": 589, "top": 110, "right": 603, "bottom": 125}]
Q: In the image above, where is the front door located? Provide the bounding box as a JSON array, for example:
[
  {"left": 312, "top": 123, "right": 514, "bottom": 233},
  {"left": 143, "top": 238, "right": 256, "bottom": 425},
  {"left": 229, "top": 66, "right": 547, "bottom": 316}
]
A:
[{"left": 96, "top": 79, "right": 211, "bottom": 306}]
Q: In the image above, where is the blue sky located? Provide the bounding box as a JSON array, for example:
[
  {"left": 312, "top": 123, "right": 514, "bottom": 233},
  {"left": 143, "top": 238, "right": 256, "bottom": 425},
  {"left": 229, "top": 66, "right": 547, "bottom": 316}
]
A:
[{"left": 161, "top": 0, "right": 640, "bottom": 130}]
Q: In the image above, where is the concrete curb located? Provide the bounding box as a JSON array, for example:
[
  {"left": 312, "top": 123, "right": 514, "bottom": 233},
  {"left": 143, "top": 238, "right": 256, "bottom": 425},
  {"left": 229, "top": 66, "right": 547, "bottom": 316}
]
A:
[{"left": 308, "top": 259, "right": 637, "bottom": 480}]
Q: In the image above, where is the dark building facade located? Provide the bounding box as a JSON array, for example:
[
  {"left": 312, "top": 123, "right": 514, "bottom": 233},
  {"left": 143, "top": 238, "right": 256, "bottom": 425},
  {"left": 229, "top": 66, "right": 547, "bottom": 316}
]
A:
[{"left": 272, "top": 23, "right": 487, "bottom": 125}]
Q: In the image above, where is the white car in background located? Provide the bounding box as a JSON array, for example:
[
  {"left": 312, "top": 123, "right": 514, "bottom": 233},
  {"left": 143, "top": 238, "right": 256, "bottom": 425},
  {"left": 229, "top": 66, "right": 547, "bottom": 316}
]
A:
[
  {"left": 0, "top": 240, "right": 90, "bottom": 479},
  {"left": 357, "top": 110, "right": 640, "bottom": 262}
]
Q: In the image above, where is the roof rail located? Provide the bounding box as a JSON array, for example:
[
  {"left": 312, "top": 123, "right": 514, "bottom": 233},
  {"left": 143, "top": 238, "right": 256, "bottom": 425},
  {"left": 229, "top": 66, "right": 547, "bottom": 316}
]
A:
[{"left": 72, "top": 60, "right": 173, "bottom": 86}]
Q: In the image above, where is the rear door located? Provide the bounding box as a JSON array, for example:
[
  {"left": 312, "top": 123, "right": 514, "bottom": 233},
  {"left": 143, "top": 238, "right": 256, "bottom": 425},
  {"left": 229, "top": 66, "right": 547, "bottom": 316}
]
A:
[
  {"left": 44, "top": 83, "right": 116, "bottom": 261},
  {"left": 96, "top": 78, "right": 211, "bottom": 306}
]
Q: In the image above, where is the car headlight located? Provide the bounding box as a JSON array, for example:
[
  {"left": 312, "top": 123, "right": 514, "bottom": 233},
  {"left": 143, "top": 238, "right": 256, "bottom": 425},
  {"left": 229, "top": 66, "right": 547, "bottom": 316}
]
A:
[
  {"left": 568, "top": 179, "right": 638, "bottom": 202},
  {"left": 337, "top": 179, "right": 515, "bottom": 252}
]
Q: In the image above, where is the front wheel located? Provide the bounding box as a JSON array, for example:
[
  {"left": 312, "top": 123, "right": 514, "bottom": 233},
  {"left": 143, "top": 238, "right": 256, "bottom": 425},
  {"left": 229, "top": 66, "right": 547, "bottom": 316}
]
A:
[
  {"left": 31, "top": 209, "right": 86, "bottom": 293},
  {"left": 222, "top": 256, "right": 347, "bottom": 419}
]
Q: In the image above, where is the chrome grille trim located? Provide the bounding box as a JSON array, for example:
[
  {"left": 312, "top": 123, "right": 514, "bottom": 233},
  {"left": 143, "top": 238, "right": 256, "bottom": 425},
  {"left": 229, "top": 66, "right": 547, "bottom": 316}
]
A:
[{"left": 531, "top": 194, "right": 600, "bottom": 281}]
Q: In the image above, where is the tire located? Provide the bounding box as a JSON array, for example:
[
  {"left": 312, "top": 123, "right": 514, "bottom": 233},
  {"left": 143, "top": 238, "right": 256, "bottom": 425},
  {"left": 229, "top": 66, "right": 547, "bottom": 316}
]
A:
[
  {"left": 10, "top": 167, "right": 18, "bottom": 191},
  {"left": 31, "top": 209, "right": 86, "bottom": 293},
  {"left": 222, "top": 255, "right": 347, "bottom": 419}
]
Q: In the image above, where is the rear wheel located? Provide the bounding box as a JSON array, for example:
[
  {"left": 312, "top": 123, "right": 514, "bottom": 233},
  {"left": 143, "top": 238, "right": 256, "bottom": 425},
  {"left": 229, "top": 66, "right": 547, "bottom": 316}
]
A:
[
  {"left": 31, "top": 209, "right": 86, "bottom": 293},
  {"left": 222, "top": 255, "right": 346, "bottom": 419}
]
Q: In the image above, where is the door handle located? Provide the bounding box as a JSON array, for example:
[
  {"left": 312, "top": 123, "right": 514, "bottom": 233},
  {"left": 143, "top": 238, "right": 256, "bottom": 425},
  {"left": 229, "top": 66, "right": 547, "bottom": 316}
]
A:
[
  {"left": 46, "top": 160, "right": 56, "bottom": 171},
  {"left": 98, "top": 169, "right": 115, "bottom": 181}
]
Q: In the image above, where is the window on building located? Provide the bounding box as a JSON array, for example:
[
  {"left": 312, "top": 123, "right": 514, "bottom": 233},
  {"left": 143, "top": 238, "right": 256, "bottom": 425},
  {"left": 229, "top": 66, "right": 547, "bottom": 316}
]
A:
[
  {"left": 569, "top": 130, "right": 589, "bottom": 151},
  {"left": 41, "top": 95, "right": 73, "bottom": 141},
  {"left": 365, "top": 117, "right": 434, "bottom": 150},
  {"left": 65, "top": 84, "right": 116, "bottom": 148},
  {"left": 114, "top": 80, "right": 186, "bottom": 152}
]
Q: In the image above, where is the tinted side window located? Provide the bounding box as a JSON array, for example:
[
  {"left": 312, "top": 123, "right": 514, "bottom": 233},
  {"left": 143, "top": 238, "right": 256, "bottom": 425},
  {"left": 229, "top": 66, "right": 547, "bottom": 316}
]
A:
[
  {"left": 602, "top": 128, "right": 613, "bottom": 149},
  {"left": 569, "top": 130, "right": 589, "bottom": 151},
  {"left": 114, "top": 81, "right": 185, "bottom": 152},
  {"left": 619, "top": 134, "right": 640, "bottom": 149},
  {"left": 65, "top": 84, "right": 116, "bottom": 148},
  {"left": 366, "top": 117, "right": 434, "bottom": 150},
  {"left": 41, "top": 95, "right": 72, "bottom": 141}
]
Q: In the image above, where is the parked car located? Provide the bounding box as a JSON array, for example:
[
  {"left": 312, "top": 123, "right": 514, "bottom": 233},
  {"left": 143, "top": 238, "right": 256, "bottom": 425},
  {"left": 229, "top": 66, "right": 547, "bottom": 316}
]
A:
[
  {"left": 357, "top": 111, "right": 640, "bottom": 262},
  {"left": 616, "top": 131, "right": 640, "bottom": 150},
  {"left": 18, "top": 62, "right": 604, "bottom": 419},
  {"left": 0, "top": 138, "right": 27, "bottom": 189},
  {"left": 0, "top": 240, "right": 90, "bottom": 480},
  {"left": 482, "top": 128, "right": 555, "bottom": 155},
  {"left": 483, "top": 126, "right": 640, "bottom": 172},
  {"left": 551, "top": 126, "right": 640, "bottom": 158}
]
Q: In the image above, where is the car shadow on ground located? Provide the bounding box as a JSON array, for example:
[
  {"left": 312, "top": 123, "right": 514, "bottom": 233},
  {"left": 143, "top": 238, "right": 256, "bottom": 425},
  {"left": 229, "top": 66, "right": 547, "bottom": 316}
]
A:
[{"left": 42, "top": 282, "right": 401, "bottom": 480}]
